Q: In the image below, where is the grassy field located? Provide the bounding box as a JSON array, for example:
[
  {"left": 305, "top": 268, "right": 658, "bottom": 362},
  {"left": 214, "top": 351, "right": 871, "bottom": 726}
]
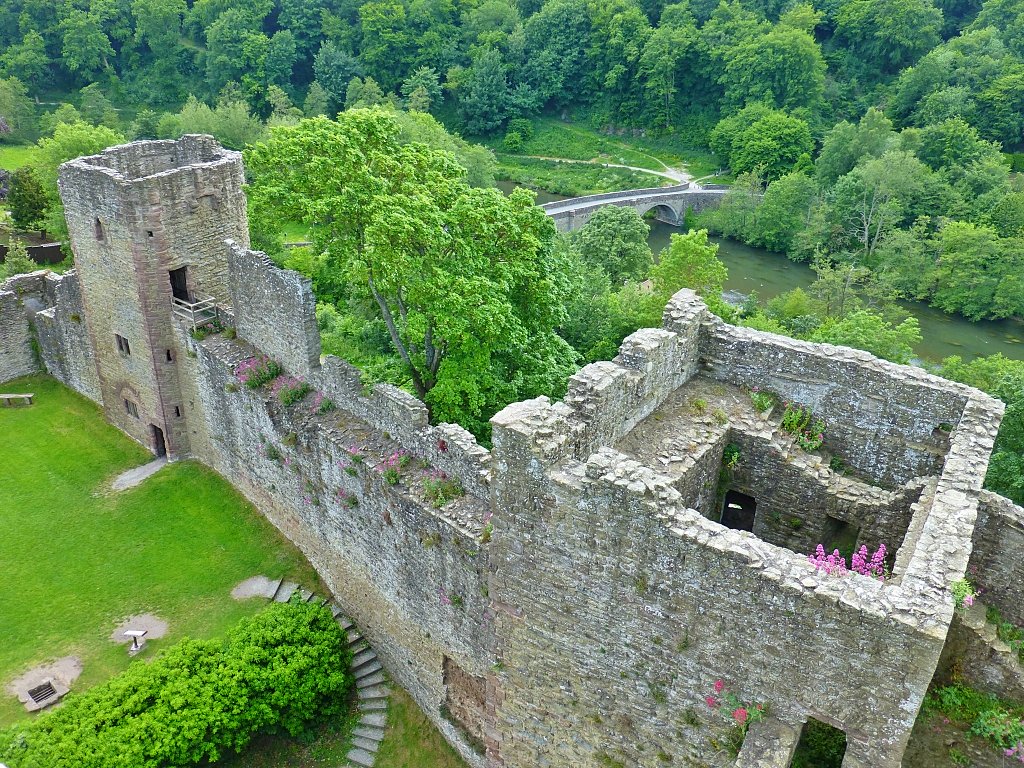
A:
[
  {"left": 0, "top": 374, "right": 469, "bottom": 766},
  {"left": 496, "top": 155, "right": 666, "bottom": 196},
  {"left": 0, "top": 374, "right": 323, "bottom": 725},
  {"left": 483, "top": 117, "right": 733, "bottom": 196},
  {"left": 0, "top": 144, "right": 39, "bottom": 171}
]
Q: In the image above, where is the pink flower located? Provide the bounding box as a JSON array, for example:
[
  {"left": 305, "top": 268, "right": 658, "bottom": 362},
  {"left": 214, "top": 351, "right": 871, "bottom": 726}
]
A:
[
  {"left": 964, "top": 594, "right": 975, "bottom": 606},
  {"left": 705, "top": 695, "right": 718, "bottom": 708},
  {"left": 732, "top": 707, "right": 748, "bottom": 725},
  {"left": 714, "top": 679, "right": 724, "bottom": 694}
]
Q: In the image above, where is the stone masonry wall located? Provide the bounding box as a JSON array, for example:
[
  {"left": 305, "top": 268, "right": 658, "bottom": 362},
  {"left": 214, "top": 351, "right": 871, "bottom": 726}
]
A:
[
  {"left": 0, "top": 273, "right": 45, "bottom": 384},
  {"left": 0, "top": 270, "right": 99, "bottom": 399},
  {"left": 488, "top": 419, "right": 947, "bottom": 767},
  {"left": 227, "top": 243, "right": 321, "bottom": 377},
  {"left": 32, "top": 271, "right": 101, "bottom": 402},
  {"left": 175, "top": 328, "right": 494, "bottom": 767},
  {"left": 701, "top": 319, "right": 966, "bottom": 488},
  {"left": 486, "top": 291, "right": 1002, "bottom": 768},
  {"left": 969, "top": 491, "right": 1024, "bottom": 627}
]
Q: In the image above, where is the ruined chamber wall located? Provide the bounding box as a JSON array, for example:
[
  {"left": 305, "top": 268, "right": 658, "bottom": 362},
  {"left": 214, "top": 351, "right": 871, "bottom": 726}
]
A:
[
  {"left": 0, "top": 273, "right": 45, "bottom": 384},
  {"left": 488, "top": 427, "right": 946, "bottom": 768},
  {"left": 701, "top": 318, "right": 968, "bottom": 487},
  {"left": 487, "top": 291, "right": 1002, "bottom": 768},
  {"left": 0, "top": 270, "right": 99, "bottom": 401},
  {"left": 969, "top": 491, "right": 1024, "bottom": 626}
]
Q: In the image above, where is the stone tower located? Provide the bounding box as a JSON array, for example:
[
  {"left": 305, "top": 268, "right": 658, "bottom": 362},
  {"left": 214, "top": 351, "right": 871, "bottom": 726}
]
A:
[{"left": 58, "top": 135, "right": 248, "bottom": 458}]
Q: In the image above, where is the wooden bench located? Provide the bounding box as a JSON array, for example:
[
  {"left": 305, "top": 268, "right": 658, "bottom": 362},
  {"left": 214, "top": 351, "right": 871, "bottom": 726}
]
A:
[{"left": 0, "top": 393, "right": 34, "bottom": 406}]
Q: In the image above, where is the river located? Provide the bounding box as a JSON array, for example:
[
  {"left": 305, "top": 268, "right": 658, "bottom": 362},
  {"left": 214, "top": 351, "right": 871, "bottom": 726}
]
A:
[{"left": 498, "top": 182, "right": 1024, "bottom": 364}]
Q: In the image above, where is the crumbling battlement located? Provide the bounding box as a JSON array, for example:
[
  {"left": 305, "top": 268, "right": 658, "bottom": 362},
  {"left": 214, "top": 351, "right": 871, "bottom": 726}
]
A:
[
  {"left": 6, "top": 137, "right": 1019, "bottom": 768},
  {"left": 0, "top": 270, "right": 98, "bottom": 400}
]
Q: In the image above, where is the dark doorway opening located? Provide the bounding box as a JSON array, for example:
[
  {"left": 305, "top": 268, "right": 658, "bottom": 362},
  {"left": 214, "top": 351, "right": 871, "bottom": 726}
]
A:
[
  {"left": 790, "top": 718, "right": 847, "bottom": 768},
  {"left": 822, "top": 515, "right": 860, "bottom": 562},
  {"left": 151, "top": 425, "right": 167, "bottom": 457},
  {"left": 720, "top": 490, "right": 756, "bottom": 532},
  {"left": 169, "top": 267, "right": 189, "bottom": 301}
]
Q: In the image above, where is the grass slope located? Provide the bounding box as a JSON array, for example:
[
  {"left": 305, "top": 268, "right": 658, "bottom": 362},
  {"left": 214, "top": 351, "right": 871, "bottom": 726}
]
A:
[
  {"left": 0, "top": 374, "right": 320, "bottom": 725},
  {"left": 0, "top": 144, "right": 39, "bottom": 172}
]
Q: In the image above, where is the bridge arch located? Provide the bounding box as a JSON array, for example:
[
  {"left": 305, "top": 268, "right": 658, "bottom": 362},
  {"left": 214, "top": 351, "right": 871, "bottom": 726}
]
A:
[{"left": 638, "top": 203, "right": 681, "bottom": 226}]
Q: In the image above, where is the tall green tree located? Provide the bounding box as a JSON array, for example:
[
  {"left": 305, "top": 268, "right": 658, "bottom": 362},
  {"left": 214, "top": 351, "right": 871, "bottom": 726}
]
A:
[
  {"left": 0, "top": 77, "right": 35, "bottom": 144},
  {"left": 459, "top": 47, "right": 510, "bottom": 134},
  {"left": 245, "top": 110, "right": 578, "bottom": 436},
  {"left": 573, "top": 205, "right": 653, "bottom": 284},
  {"left": 0, "top": 30, "right": 49, "bottom": 87},
  {"left": 59, "top": 10, "right": 115, "bottom": 78},
  {"left": 8, "top": 167, "right": 48, "bottom": 230},
  {"left": 836, "top": 0, "right": 943, "bottom": 72},
  {"left": 720, "top": 26, "right": 826, "bottom": 112}
]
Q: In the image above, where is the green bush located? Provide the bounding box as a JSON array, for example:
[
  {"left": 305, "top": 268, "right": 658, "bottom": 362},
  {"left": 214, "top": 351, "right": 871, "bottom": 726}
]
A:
[
  {"left": 507, "top": 118, "right": 534, "bottom": 142},
  {"left": 503, "top": 130, "right": 524, "bottom": 153},
  {"left": 0, "top": 600, "right": 352, "bottom": 768}
]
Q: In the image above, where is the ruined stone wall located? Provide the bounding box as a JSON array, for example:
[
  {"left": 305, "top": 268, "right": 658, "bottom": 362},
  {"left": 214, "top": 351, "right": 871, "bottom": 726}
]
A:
[
  {"left": 32, "top": 271, "right": 100, "bottom": 402},
  {"left": 0, "top": 270, "right": 99, "bottom": 399},
  {"left": 701, "top": 318, "right": 967, "bottom": 488},
  {"left": 227, "top": 243, "right": 320, "bottom": 377},
  {"left": 969, "top": 491, "right": 1024, "bottom": 627},
  {"left": 724, "top": 429, "right": 925, "bottom": 557},
  {"left": 488, "top": 418, "right": 946, "bottom": 768},
  {"left": 174, "top": 327, "right": 494, "bottom": 767},
  {"left": 0, "top": 273, "right": 45, "bottom": 384}
]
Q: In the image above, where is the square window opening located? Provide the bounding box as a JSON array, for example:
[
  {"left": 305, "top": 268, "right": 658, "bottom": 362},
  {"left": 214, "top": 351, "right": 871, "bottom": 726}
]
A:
[
  {"left": 720, "top": 490, "right": 756, "bottom": 533},
  {"left": 790, "top": 718, "right": 847, "bottom": 768}
]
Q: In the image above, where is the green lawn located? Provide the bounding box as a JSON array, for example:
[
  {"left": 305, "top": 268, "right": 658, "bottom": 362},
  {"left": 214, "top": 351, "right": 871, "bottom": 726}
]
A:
[
  {"left": 483, "top": 118, "right": 731, "bottom": 194},
  {"left": 0, "top": 144, "right": 39, "bottom": 171},
  {"left": 496, "top": 156, "right": 666, "bottom": 197},
  {"left": 0, "top": 374, "right": 322, "bottom": 725},
  {"left": 0, "top": 374, "right": 471, "bottom": 767}
]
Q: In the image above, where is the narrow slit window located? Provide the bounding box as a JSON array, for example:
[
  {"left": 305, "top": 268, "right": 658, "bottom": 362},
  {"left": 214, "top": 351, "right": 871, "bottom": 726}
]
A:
[
  {"left": 165, "top": 349, "right": 173, "bottom": 362},
  {"left": 115, "top": 334, "right": 130, "bottom": 356},
  {"left": 174, "top": 406, "right": 182, "bottom": 418},
  {"left": 124, "top": 399, "right": 139, "bottom": 418},
  {"left": 94, "top": 218, "right": 104, "bottom": 240}
]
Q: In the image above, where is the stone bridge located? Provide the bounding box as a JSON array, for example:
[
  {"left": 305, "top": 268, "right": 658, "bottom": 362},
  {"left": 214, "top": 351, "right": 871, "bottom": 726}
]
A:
[{"left": 540, "top": 183, "right": 728, "bottom": 232}]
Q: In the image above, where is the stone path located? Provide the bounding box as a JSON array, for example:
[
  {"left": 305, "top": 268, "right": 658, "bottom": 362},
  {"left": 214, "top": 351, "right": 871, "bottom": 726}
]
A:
[
  {"left": 237, "top": 576, "right": 391, "bottom": 767},
  {"left": 111, "top": 457, "right": 168, "bottom": 491}
]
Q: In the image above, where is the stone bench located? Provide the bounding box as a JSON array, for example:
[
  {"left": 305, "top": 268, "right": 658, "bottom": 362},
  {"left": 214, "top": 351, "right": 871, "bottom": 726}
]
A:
[{"left": 0, "top": 393, "right": 33, "bottom": 406}]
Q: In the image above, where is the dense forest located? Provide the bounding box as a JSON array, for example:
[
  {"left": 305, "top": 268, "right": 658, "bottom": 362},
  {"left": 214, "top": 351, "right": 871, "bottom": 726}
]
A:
[{"left": 0, "top": 0, "right": 1022, "bottom": 501}]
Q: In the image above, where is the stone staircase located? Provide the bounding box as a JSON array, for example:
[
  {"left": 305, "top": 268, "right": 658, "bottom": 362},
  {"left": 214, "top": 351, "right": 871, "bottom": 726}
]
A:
[{"left": 267, "top": 578, "right": 391, "bottom": 767}]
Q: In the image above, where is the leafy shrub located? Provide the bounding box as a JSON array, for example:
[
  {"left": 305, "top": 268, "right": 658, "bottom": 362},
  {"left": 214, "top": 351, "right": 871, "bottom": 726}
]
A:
[
  {"left": 507, "top": 118, "right": 534, "bottom": 142},
  {"left": 272, "top": 375, "right": 312, "bottom": 405},
  {"left": 423, "top": 470, "right": 464, "bottom": 507},
  {"left": 780, "top": 402, "right": 826, "bottom": 451},
  {"left": 234, "top": 356, "right": 283, "bottom": 389},
  {"left": 503, "top": 130, "right": 524, "bottom": 153},
  {"left": 0, "top": 600, "right": 352, "bottom": 768}
]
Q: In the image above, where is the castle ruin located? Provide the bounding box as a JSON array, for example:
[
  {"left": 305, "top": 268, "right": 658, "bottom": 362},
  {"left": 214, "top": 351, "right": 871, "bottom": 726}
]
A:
[{"left": 2, "top": 136, "right": 1023, "bottom": 767}]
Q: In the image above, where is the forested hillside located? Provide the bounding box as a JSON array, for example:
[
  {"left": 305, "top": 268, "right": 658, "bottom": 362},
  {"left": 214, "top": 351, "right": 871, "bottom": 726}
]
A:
[{"left": 0, "top": 0, "right": 1021, "bottom": 146}]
